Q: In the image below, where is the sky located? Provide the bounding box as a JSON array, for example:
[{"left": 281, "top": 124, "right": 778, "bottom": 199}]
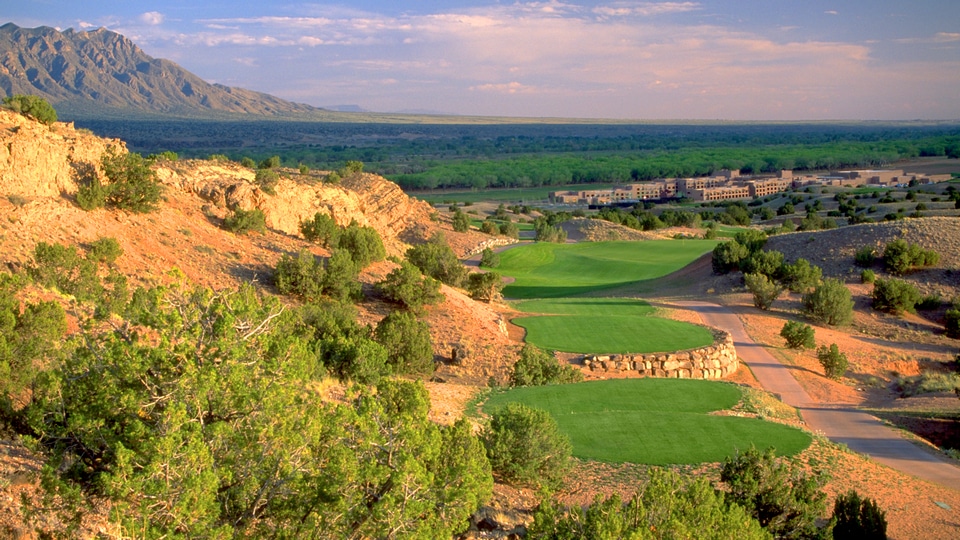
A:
[{"left": 7, "top": 1, "right": 960, "bottom": 120}]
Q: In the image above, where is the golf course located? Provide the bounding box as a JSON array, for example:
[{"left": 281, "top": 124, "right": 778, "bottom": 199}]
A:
[
  {"left": 483, "top": 379, "right": 812, "bottom": 464},
  {"left": 491, "top": 239, "right": 718, "bottom": 354},
  {"left": 484, "top": 238, "right": 813, "bottom": 465}
]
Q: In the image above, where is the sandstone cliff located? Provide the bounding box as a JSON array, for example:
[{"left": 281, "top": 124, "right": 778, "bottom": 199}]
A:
[{"left": 0, "top": 109, "right": 121, "bottom": 198}]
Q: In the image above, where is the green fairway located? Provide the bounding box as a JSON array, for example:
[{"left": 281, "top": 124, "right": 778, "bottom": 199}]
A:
[
  {"left": 511, "top": 298, "right": 712, "bottom": 353},
  {"left": 494, "top": 240, "right": 718, "bottom": 299},
  {"left": 483, "top": 379, "right": 812, "bottom": 465}
]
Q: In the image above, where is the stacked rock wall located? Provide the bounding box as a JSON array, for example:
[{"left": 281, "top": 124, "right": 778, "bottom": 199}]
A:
[{"left": 581, "top": 330, "right": 738, "bottom": 379}]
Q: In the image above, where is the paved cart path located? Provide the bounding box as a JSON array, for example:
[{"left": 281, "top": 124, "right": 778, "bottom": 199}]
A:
[{"left": 677, "top": 301, "right": 960, "bottom": 491}]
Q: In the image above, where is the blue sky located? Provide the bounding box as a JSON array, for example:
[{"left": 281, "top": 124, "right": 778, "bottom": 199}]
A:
[{"left": 7, "top": 1, "right": 960, "bottom": 120}]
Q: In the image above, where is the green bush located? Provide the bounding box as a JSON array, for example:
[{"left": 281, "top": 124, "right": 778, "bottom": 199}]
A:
[
  {"left": 917, "top": 294, "right": 942, "bottom": 311},
  {"left": 374, "top": 310, "right": 435, "bottom": 375},
  {"left": 76, "top": 174, "right": 108, "bottom": 211},
  {"left": 274, "top": 249, "right": 325, "bottom": 300},
  {"left": 0, "top": 281, "right": 67, "bottom": 398},
  {"left": 510, "top": 343, "right": 583, "bottom": 387},
  {"left": 482, "top": 402, "right": 571, "bottom": 489},
  {"left": 744, "top": 272, "right": 782, "bottom": 311},
  {"left": 779, "top": 258, "right": 822, "bottom": 294},
  {"left": 802, "top": 278, "right": 853, "bottom": 326},
  {"left": 871, "top": 278, "right": 921, "bottom": 315},
  {"left": 320, "top": 249, "right": 361, "bottom": 302},
  {"left": 780, "top": 320, "right": 815, "bottom": 349},
  {"left": 452, "top": 210, "right": 471, "bottom": 232},
  {"left": 100, "top": 149, "right": 164, "bottom": 213},
  {"left": 254, "top": 168, "right": 280, "bottom": 195},
  {"left": 2, "top": 94, "right": 57, "bottom": 125},
  {"left": 860, "top": 269, "right": 876, "bottom": 284},
  {"left": 337, "top": 222, "right": 386, "bottom": 269},
  {"left": 499, "top": 221, "right": 519, "bottom": 239},
  {"left": 721, "top": 446, "right": 827, "bottom": 539},
  {"left": 740, "top": 250, "right": 784, "bottom": 279},
  {"left": 406, "top": 233, "right": 467, "bottom": 287},
  {"left": 87, "top": 237, "right": 123, "bottom": 265},
  {"left": 882, "top": 239, "right": 939, "bottom": 275},
  {"left": 480, "top": 220, "right": 498, "bottom": 235},
  {"left": 831, "top": 490, "right": 887, "bottom": 540},
  {"left": 466, "top": 271, "right": 504, "bottom": 303},
  {"left": 222, "top": 208, "right": 267, "bottom": 235},
  {"left": 528, "top": 470, "right": 768, "bottom": 540},
  {"left": 299, "top": 212, "right": 340, "bottom": 248},
  {"left": 854, "top": 246, "right": 876, "bottom": 268},
  {"left": 375, "top": 260, "right": 444, "bottom": 313},
  {"left": 945, "top": 308, "right": 960, "bottom": 339},
  {"left": 259, "top": 155, "right": 281, "bottom": 169},
  {"left": 817, "top": 343, "right": 849, "bottom": 380},
  {"left": 240, "top": 156, "right": 256, "bottom": 168},
  {"left": 712, "top": 240, "right": 749, "bottom": 274},
  {"left": 479, "top": 248, "right": 500, "bottom": 268},
  {"left": 29, "top": 242, "right": 102, "bottom": 302}
]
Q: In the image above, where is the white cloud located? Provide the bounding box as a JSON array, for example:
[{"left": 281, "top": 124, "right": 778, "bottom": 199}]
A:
[
  {"left": 139, "top": 12, "right": 165, "bottom": 26},
  {"left": 593, "top": 2, "right": 701, "bottom": 18}
]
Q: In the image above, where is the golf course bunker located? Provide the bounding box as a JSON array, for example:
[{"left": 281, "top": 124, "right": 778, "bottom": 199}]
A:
[{"left": 483, "top": 379, "right": 812, "bottom": 465}]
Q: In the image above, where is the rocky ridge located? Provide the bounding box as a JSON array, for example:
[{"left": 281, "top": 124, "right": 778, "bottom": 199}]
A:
[{"left": 0, "top": 23, "right": 322, "bottom": 118}]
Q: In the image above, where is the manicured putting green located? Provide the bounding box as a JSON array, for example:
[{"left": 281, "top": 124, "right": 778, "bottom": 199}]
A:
[
  {"left": 511, "top": 298, "right": 713, "bottom": 353},
  {"left": 495, "top": 240, "right": 718, "bottom": 299},
  {"left": 483, "top": 379, "right": 812, "bottom": 465}
]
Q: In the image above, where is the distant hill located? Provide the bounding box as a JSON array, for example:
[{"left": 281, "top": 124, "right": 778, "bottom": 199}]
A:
[{"left": 0, "top": 22, "right": 325, "bottom": 119}]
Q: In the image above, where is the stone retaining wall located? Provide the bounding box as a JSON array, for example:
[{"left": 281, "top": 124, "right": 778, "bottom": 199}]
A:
[
  {"left": 465, "top": 237, "right": 519, "bottom": 257},
  {"left": 581, "top": 329, "right": 738, "bottom": 379}
]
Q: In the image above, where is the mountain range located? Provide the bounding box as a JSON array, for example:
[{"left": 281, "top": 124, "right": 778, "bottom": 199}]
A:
[{"left": 0, "top": 22, "right": 325, "bottom": 119}]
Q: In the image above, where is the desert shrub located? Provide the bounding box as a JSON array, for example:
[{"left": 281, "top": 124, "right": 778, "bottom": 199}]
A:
[
  {"left": 320, "top": 249, "right": 361, "bottom": 302},
  {"left": 733, "top": 229, "right": 768, "bottom": 253},
  {"left": 148, "top": 151, "right": 178, "bottom": 162},
  {"left": 258, "top": 155, "right": 281, "bottom": 169},
  {"left": 917, "top": 294, "right": 942, "bottom": 311},
  {"left": 831, "top": 490, "right": 887, "bottom": 540},
  {"left": 240, "top": 156, "right": 256, "bottom": 168},
  {"left": 87, "top": 237, "right": 123, "bottom": 265},
  {"left": 479, "top": 248, "right": 500, "bottom": 268},
  {"left": 254, "top": 168, "right": 279, "bottom": 195},
  {"left": 744, "top": 272, "right": 782, "bottom": 311},
  {"left": 100, "top": 149, "right": 164, "bottom": 213},
  {"left": 2, "top": 94, "right": 57, "bottom": 125},
  {"left": 533, "top": 217, "right": 567, "bottom": 243},
  {"left": 29, "top": 242, "right": 101, "bottom": 302},
  {"left": 780, "top": 321, "right": 815, "bottom": 349},
  {"left": 375, "top": 260, "right": 444, "bottom": 313},
  {"left": 452, "top": 209, "right": 471, "bottom": 232},
  {"left": 337, "top": 222, "right": 386, "bottom": 268},
  {"left": 712, "top": 240, "right": 750, "bottom": 274},
  {"left": 373, "top": 310, "right": 434, "bottom": 375},
  {"left": 339, "top": 160, "right": 364, "bottom": 177},
  {"left": 466, "top": 272, "right": 504, "bottom": 303},
  {"left": 882, "top": 239, "right": 939, "bottom": 275},
  {"left": 274, "top": 249, "right": 325, "bottom": 301},
  {"left": 0, "top": 281, "right": 67, "bottom": 398},
  {"left": 480, "top": 220, "right": 498, "bottom": 235},
  {"left": 222, "top": 208, "right": 267, "bottom": 235},
  {"left": 740, "top": 250, "right": 784, "bottom": 279},
  {"left": 300, "top": 212, "right": 340, "bottom": 247},
  {"left": 894, "top": 372, "right": 960, "bottom": 397},
  {"left": 406, "top": 233, "right": 467, "bottom": 287},
  {"left": 76, "top": 174, "right": 108, "bottom": 211},
  {"left": 871, "top": 278, "right": 921, "bottom": 315},
  {"left": 298, "top": 163, "right": 310, "bottom": 175},
  {"left": 779, "top": 258, "right": 822, "bottom": 294},
  {"left": 499, "top": 221, "right": 519, "bottom": 239},
  {"left": 802, "top": 278, "right": 853, "bottom": 326},
  {"left": 945, "top": 309, "right": 960, "bottom": 339},
  {"left": 528, "top": 470, "right": 768, "bottom": 540},
  {"left": 482, "top": 402, "right": 571, "bottom": 489},
  {"left": 721, "top": 447, "right": 827, "bottom": 539},
  {"left": 817, "top": 343, "right": 849, "bottom": 380},
  {"left": 860, "top": 269, "right": 876, "bottom": 284},
  {"left": 510, "top": 343, "right": 583, "bottom": 387}
]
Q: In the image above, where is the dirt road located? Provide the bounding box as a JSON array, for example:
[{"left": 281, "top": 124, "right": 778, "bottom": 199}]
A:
[{"left": 678, "top": 300, "right": 960, "bottom": 491}]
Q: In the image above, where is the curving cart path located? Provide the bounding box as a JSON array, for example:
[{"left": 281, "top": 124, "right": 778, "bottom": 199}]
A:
[{"left": 677, "top": 300, "right": 960, "bottom": 491}]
